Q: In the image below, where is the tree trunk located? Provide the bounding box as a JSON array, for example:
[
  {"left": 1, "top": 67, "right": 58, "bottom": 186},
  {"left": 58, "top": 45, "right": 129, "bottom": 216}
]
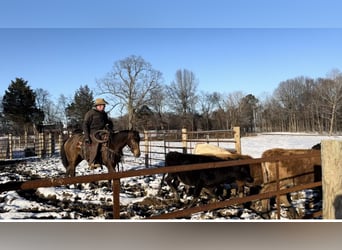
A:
[{"left": 329, "top": 103, "right": 336, "bottom": 136}]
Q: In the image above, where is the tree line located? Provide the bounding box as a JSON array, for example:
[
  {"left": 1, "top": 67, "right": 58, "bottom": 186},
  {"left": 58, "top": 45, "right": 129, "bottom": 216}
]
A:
[{"left": 1, "top": 55, "right": 342, "bottom": 136}]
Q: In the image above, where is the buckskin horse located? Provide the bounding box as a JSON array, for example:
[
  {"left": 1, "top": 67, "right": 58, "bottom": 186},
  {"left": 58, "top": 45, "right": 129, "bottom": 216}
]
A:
[{"left": 60, "top": 129, "right": 141, "bottom": 177}]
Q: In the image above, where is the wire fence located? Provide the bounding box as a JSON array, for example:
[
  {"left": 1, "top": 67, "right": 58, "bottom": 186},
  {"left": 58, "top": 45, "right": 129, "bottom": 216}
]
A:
[
  {"left": 0, "top": 128, "right": 241, "bottom": 167},
  {"left": 0, "top": 132, "right": 63, "bottom": 160},
  {"left": 141, "top": 127, "right": 241, "bottom": 167}
]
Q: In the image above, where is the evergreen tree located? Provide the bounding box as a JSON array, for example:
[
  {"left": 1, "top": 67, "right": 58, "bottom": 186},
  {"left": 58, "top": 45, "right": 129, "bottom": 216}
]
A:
[
  {"left": 66, "top": 85, "right": 94, "bottom": 130},
  {"left": 2, "top": 78, "right": 44, "bottom": 134}
]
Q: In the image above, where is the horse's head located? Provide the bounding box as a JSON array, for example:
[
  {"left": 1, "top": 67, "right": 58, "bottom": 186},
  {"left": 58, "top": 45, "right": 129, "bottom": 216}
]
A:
[
  {"left": 126, "top": 130, "right": 141, "bottom": 157},
  {"left": 95, "top": 129, "right": 141, "bottom": 158}
]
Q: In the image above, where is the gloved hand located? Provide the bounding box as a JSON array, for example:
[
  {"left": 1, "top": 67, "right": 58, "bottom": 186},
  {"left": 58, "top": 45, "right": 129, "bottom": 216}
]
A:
[
  {"left": 105, "top": 123, "right": 112, "bottom": 131},
  {"left": 85, "top": 137, "right": 91, "bottom": 144}
]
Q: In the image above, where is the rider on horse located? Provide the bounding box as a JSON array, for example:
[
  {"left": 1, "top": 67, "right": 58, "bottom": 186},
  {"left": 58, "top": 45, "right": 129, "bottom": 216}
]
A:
[{"left": 83, "top": 98, "right": 114, "bottom": 169}]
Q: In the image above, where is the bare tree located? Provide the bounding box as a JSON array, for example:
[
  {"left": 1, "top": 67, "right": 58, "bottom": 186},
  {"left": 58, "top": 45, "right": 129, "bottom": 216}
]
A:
[
  {"left": 316, "top": 70, "right": 342, "bottom": 135},
  {"left": 35, "top": 88, "right": 60, "bottom": 124},
  {"left": 166, "top": 69, "right": 198, "bottom": 129},
  {"left": 55, "top": 94, "right": 70, "bottom": 128},
  {"left": 149, "top": 87, "right": 167, "bottom": 130},
  {"left": 239, "top": 94, "right": 259, "bottom": 133},
  {"left": 260, "top": 95, "right": 284, "bottom": 132},
  {"left": 198, "top": 91, "right": 222, "bottom": 130},
  {"left": 224, "top": 91, "right": 244, "bottom": 129},
  {"left": 274, "top": 77, "right": 308, "bottom": 132},
  {"left": 97, "top": 55, "right": 163, "bottom": 130}
]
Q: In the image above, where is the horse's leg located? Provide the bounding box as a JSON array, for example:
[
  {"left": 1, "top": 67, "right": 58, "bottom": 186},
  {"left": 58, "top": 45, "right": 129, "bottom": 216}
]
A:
[
  {"left": 66, "top": 160, "right": 77, "bottom": 177},
  {"left": 65, "top": 163, "right": 75, "bottom": 177},
  {"left": 64, "top": 150, "right": 75, "bottom": 177},
  {"left": 66, "top": 154, "right": 83, "bottom": 177},
  {"left": 117, "top": 152, "right": 124, "bottom": 171},
  {"left": 65, "top": 166, "right": 71, "bottom": 177},
  {"left": 104, "top": 160, "right": 116, "bottom": 187}
]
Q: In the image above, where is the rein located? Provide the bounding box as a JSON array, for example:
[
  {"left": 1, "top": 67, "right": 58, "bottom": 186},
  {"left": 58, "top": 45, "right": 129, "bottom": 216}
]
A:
[
  {"left": 102, "top": 141, "right": 122, "bottom": 157},
  {"left": 101, "top": 131, "right": 124, "bottom": 163}
]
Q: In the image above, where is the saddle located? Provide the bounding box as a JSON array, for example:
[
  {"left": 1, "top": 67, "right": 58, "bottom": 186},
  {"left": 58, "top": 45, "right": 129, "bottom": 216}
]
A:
[
  {"left": 81, "top": 130, "right": 111, "bottom": 168},
  {"left": 78, "top": 138, "right": 102, "bottom": 167}
]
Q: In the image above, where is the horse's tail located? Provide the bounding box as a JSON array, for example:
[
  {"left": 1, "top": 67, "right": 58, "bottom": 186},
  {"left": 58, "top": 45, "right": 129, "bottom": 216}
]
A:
[{"left": 60, "top": 139, "right": 69, "bottom": 168}]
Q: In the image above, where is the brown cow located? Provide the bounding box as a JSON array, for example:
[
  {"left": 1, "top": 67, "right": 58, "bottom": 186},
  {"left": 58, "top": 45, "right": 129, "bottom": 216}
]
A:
[
  {"left": 251, "top": 144, "right": 321, "bottom": 219},
  {"left": 160, "top": 151, "right": 254, "bottom": 207}
]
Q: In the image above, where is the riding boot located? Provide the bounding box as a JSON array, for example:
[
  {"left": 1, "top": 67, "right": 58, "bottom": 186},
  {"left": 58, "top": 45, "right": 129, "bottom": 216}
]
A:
[{"left": 88, "top": 142, "right": 101, "bottom": 169}]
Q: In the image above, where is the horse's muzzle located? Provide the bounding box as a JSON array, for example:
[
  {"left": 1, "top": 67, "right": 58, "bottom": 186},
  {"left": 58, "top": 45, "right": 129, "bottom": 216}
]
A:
[{"left": 133, "top": 149, "right": 141, "bottom": 157}]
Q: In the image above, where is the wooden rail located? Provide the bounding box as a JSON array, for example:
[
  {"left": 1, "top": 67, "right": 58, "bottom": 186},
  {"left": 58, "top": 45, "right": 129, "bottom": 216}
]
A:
[{"left": 0, "top": 151, "right": 321, "bottom": 219}]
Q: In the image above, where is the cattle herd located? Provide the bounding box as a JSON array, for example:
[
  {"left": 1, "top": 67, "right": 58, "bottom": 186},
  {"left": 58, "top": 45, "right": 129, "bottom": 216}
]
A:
[{"left": 157, "top": 143, "right": 322, "bottom": 219}]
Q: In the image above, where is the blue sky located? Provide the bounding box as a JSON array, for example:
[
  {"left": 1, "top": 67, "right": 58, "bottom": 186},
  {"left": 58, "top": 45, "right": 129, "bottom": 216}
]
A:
[
  {"left": 1, "top": 1, "right": 342, "bottom": 109},
  {"left": 1, "top": 28, "right": 342, "bottom": 101},
  {"left": 1, "top": 0, "right": 342, "bottom": 28}
]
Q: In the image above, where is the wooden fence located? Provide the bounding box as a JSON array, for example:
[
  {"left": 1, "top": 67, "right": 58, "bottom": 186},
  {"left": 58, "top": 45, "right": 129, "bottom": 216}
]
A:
[
  {"left": 0, "top": 132, "right": 63, "bottom": 160},
  {"left": 2, "top": 130, "right": 341, "bottom": 220},
  {"left": 0, "top": 146, "right": 324, "bottom": 220}
]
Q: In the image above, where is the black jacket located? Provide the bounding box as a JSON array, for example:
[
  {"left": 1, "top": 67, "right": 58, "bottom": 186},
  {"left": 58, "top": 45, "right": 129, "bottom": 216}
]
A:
[{"left": 82, "top": 108, "right": 114, "bottom": 139}]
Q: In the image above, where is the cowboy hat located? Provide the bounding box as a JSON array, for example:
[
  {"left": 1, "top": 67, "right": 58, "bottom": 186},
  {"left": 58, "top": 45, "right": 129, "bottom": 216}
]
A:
[{"left": 94, "top": 98, "right": 108, "bottom": 106}]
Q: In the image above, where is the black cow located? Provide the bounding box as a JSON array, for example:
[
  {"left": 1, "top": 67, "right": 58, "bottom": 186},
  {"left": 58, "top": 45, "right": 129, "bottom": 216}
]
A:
[{"left": 160, "top": 151, "right": 254, "bottom": 207}]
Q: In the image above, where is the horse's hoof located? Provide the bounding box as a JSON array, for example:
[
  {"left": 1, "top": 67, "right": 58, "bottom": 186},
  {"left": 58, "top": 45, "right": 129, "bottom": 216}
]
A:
[{"left": 89, "top": 163, "right": 101, "bottom": 169}]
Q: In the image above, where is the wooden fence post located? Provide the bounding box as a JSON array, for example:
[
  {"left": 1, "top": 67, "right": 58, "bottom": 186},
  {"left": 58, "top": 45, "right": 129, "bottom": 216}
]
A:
[
  {"left": 8, "top": 134, "right": 13, "bottom": 159},
  {"left": 24, "top": 131, "right": 28, "bottom": 149},
  {"left": 182, "top": 128, "right": 187, "bottom": 154},
  {"left": 112, "top": 179, "right": 121, "bottom": 219},
  {"left": 37, "top": 133, "right": 44, "bottom": 158},
  {"left": 233, "top": 126, "right": 241, "bottom": 154},
  {"left": 322, "top": 140, "right": 342, "bottom": 219},
  {"left": 144, "top": 130, "right": 149, "bottom": 168},
  {"left": 58, "top": 134, "right": 63, "bottom": 154},
  {"left": 47, "top": 133, "right": 52, "bottom": 156}
]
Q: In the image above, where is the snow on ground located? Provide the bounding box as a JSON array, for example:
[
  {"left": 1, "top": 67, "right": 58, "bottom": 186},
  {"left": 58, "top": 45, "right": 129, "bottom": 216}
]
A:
[
  {"left": 241, "top": 132, "right": 340, "bottom": 158},
  {"left": 0, "top": 133, "right": 340, "bottom": 220}
]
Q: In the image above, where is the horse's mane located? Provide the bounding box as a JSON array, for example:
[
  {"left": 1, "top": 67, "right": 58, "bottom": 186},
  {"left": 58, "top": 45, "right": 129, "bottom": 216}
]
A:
[
  {"left": 72, "top": 128, "right": 83, "bottom": 134},
  {"left": 115, "top": 129, "right": 138, "bottom": 133},
  {"left": 113, "top": 130, "right": 139, "bottom": 138}
]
